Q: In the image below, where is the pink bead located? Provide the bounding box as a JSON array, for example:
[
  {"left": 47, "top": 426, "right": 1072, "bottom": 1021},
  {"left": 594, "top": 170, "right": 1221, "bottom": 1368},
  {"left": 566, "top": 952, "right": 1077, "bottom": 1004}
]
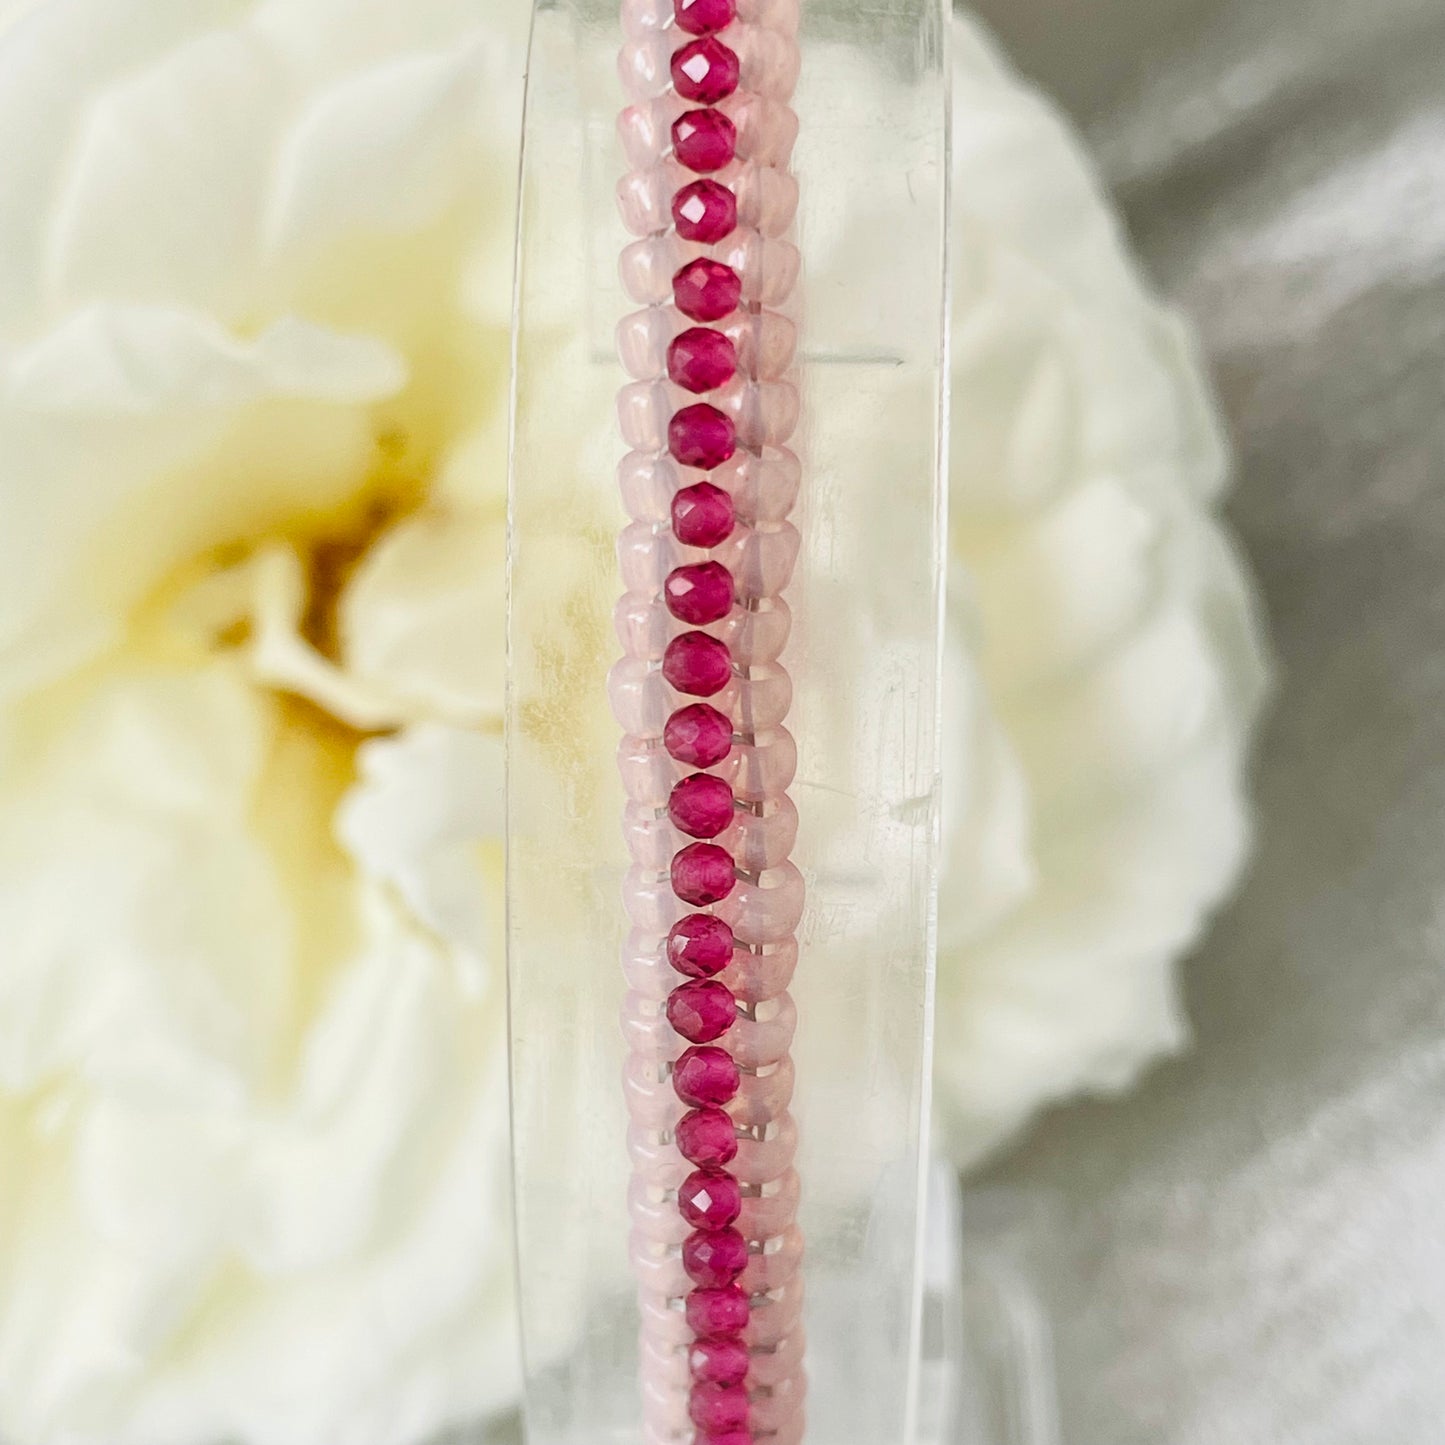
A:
[
  {"left": 675, "top": 0, "right": 735, "bottom": 35},
  {"left": 663, "top": 632, "right": 733, "bottom": 698},
  {"left": 667, "top": 979, "right": 736, "bottom": 1043},
  {"left": 669, "top": 328, "right": 737, "bottom": 394},
  {"left": 690, "top": 1384, "right": 751, "bottom": 1433},
  {"left": 669, "top": 773, "right": 735, "bottom": 838},
  {"left": 673, "top": 108, "right": 737, "bottom": 172},
  {"left": 672, "top": 483, "right": 736, "bottom": 546},
  {"left": 683, "top": 1227, "right": 749, "bottom": 1287},
  {"left": 669, "top": 404, "right": 736, "bottom": 470},
  {"left": 686, "top": 1284, "right": 750, "bottom": 1339},
  {"left": 668, "top": 913, "right": 736, "bottom": 977},
  {"left": 671, "top": 841, "right": 736, "bottom": 904},
  {"left": 679, "top": 1168, "right": 742, "bottom": 1229},
  {"left": 674, "top": 259, "right": 741, "bottom": 322},
  {"left": 674, "top": 1045, "right": 741, "bottom": 1107},
  {"left": 674, "top": 180, "right": 737, "bottom": 243},
  {"left": 690, "top": 1337, "right": 750, "bottom": 1387},
  {"left": 665, "top": 703, "right": 734, "bottom": 767},
  {"left": 672, "top": 38, "right": 741, "bottom": 104},
  {"left": 666, "top": 561, "right": 734, "bottom": 624},
  {"left": 676, "top": 1106, "right": 739, "bottom": 1166}
]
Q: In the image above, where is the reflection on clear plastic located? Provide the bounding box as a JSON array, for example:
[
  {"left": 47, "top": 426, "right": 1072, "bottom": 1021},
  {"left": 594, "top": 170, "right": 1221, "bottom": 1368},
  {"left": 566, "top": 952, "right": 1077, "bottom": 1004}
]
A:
[
  {"left": 507, "top": 0, "right": 951, "bottom": 1441},
  {"left": 956, "top": 1186, "right": 1065, "bottom": 1445}
]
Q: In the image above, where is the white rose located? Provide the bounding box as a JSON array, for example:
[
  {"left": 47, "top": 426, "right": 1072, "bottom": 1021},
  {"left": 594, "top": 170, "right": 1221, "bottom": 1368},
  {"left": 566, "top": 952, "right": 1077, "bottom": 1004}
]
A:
[
  {"left": 933, "top": 21, "right": 1270, "bottom": 1163},
  {"left": 0, "top": 2, "right": 527, "bottom": 1442},
  {"left": 0, "top": 4, "right": 1268, "bottom": 1444}
]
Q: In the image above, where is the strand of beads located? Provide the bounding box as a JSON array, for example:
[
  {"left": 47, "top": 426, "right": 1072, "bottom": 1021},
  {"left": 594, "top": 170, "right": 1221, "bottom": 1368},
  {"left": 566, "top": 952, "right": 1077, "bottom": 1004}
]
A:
[{"left": 612, "top": 2, "right": 806, "bottom": 1443}]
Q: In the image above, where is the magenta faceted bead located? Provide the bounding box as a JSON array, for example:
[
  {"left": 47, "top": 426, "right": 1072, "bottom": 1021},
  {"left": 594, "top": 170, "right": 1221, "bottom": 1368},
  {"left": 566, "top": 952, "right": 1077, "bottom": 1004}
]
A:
[
  {"left": 674, "top": 1045, "right": 742, "bottom": 1107},
  {"left": 673, "top": 109, "right": 737, "bottom": 173},
  {"left": 679, "top": 1168, "right": 743, "bottom": 1229},
  {"left": 672, "top": 841, "right": 736, "bottom": 905},
  {"left": 672, "top": 38, "right": 741, "bottom": 104},
  {"left": 669, "top": 328, "right": 737, "bottom": 394},
  {"left": 674, "top": 0, "right": 735, "bottom": 36},
  {"left": 686, "top": 1284, "right": 750, "bottom": 1340},
  {"left": 674, "top": 180, "right": 737, "bottom": 243},
  {"left": 665, "top": 704, "right": 734, "bottom": 767},
  {"left": 669, "top": 404, "right": 736, "bottom": 470},
  {"left": 668, "top": 979, "right": 736, "bottom": 1043},
  {"left": 667, "top": 913, "right": 736, "bottom": 977},
  {"left": 666, "top": 561, "right": 734, "bottom": 624},
  {"left": 676, "top": 1106, "right": 739, "bottom": 1166},
  {"left": 690, "top": 1337, "right": 751, "bottom": 1387},
  {"left": 674, "top": 259, "right": 742, "bottom": 322},
  {"left": 663, "top": 631, "right": 733, "bottom": 697},
  {"left": 670, "top": 773, "right": 735, "bottom": 837},
  {"left": 683, "top": 1227, "right": 749, "bottom": 1288},
  {"left": 690, "top": 1384, "right": 751, "bottom": 1433},
  {"left": 672, "top": 482, "right": 736, "bottom": 547}
]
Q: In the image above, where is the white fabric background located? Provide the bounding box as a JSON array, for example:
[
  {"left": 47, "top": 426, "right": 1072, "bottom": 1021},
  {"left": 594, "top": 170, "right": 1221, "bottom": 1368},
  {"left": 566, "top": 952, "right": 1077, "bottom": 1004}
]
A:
[{"left": 967, "top": 1, "right": 1445, "bottom": 1442}]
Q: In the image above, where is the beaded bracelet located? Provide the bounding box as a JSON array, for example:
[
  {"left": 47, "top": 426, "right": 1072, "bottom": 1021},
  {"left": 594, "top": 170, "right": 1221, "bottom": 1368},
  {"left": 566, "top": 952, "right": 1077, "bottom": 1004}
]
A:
[{"left": 611, "top": 0, "right": 807, "bottom": 1441}]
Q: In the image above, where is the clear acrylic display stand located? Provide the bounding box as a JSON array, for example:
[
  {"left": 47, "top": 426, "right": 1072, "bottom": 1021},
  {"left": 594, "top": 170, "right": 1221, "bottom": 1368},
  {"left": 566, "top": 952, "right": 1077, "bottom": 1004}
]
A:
[{"left": 505, "top": 0, "right": 979, "bottom": 1441}]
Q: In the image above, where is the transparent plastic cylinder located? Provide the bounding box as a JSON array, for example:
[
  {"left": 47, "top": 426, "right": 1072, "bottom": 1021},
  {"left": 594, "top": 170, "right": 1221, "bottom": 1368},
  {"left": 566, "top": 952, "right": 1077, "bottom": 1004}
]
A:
[{"left": 506, "top": 2, "right": 951, "bottom": 1442}]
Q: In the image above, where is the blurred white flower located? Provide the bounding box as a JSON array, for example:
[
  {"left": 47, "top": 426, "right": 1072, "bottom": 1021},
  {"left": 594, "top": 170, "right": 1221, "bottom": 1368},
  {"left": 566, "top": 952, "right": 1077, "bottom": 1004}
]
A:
[
  {"left": 0, "top": 1, "right": 528, "bottom": 1442},
  {"left": 933, "top": 21, "right": 1270, "bottom": 1163},
  {"left": 0, "top": 3, "right": 1267, "bottom": 1443}
]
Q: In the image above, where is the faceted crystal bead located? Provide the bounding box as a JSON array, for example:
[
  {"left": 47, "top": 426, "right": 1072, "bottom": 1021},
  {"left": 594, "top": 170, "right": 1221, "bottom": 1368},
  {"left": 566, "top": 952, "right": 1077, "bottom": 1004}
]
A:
[
  {"left": 674, "top": 0, "right": 735, "bottom": 36},
  {"left": 685, "top": 1283, "right": 750, "bottom": 1339},
  {"left": 674, "top": 180, "right": 737, "bottom": 243},
  {"left": 690, "top": 1384, "right": 751, "bottom": 1433},
  {"left": 664, "top": 703, "right": 734, "bottom": 766},
  {"left": 667, "top": 912, "right": 736, "bottom": 977},
  {"left": 668, "top": 328, "right": 737, "bottom": 394},
  {"left": 673, "top": 1045, "right": 741, "bottom": 1107},
  {"left": 669, "top": 772, "right": 735, "bottom": 837},
  {"left": 671, "top": 841, "right": 736, "bottom": 904},
  {"left": 665, "top": 561, "right": 734, "bottom": 624},
  {"left": 690, "top": 1336, "right": 751, "bottom": 1387},
  {"left": 673, "top": 108, "right": 737, "bottom": 172},
  {"left": 678, "top": 1167, "right": 743, "bottom": 1229},
  {"left": 663, "top": 631, "right": 733, "bottom": 696},
  {"left": 667, "top": 978, "right": 736, "bottom": 1042},
  {"left": 672, "top": 38, "right": 741, "bottom": 105},
  {"left": 669, "top": 404, "right": 736, "bottom": 470},
  {"left": 676, "top": 1106, "right": 739, "bottom": 1166},
  {"left": 674, "top": 259, "right": 742, "bottom": 322},
  {"left": 683, "top": 1227, "right": 749, "bottom": 1287},
  {"left": 672, "top": 482, "right": 736, "bottom": 546}
]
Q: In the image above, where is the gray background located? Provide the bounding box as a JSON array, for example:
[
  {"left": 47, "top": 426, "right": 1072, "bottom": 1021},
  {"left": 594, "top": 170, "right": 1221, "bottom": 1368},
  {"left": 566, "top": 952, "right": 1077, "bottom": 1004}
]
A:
[{"left": 965, "top": 1, "right": 1445, "bottom": 1442}]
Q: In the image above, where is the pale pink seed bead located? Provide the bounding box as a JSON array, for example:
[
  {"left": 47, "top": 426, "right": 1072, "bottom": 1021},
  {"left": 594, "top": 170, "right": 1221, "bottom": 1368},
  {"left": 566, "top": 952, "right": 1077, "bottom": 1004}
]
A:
[
  {"left": 737, "top": 0, "right": 801, "bottom": 35},
  {"left": 724, "top": 1055, "right": 795, "bottom": 1126},
  {"left": 619, "top": 0, "right": 673, "bottom": 35},
  {"left": 714, "top": 862, "right": 806, "bottom": 944},
  {"left": 750, "top": 1371, "right": 807, "bottom": 1433},
  {"left": 740, "top": 1223, "right": 805, "bottom": 1295},
  {"left": 717, "top": 794, "right": 799, "bottom": 873},
  {"left": 736, "top": 26, "right": 801, "bottom": 99},
  {"left": 725, "top": 992, "right": 798, "bottom": 1069},
  {"left": 733, "top": 163, "right": 800, "bottom": 236},
  {"left": 730, "top": 94, "right": 800, "bottom": 165}
]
